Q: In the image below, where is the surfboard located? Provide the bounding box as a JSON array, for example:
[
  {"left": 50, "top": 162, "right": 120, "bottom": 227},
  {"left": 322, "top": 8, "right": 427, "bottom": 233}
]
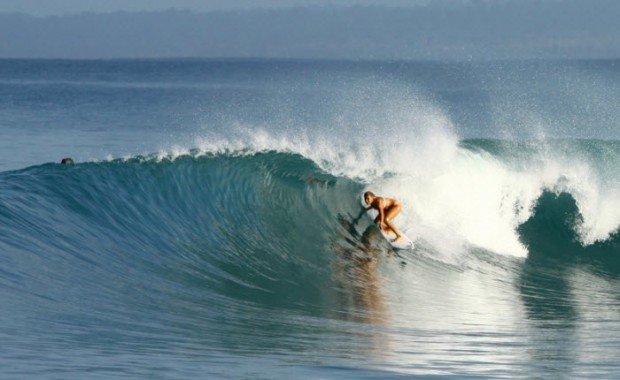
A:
[{"left": 379, "top": 227, "right": 415, "bottom": 250}]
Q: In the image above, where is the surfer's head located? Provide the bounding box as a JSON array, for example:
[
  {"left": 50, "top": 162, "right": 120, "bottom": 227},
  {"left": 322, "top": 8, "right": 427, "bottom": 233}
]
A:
[
  {"left": 60, "top": 157, "right": 74, "bottom": 165},
  {"left": 364, "top": 191, "right": 375, "bottom": 205}
]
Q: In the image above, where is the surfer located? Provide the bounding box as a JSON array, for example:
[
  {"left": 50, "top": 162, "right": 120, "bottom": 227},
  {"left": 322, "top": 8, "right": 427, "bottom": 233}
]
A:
[{"left": 363, "top": 191, "right": 404, "bottom": 242}]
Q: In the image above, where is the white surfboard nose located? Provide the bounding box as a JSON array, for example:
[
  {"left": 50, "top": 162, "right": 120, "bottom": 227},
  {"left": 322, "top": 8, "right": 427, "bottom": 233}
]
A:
[{"left": 380, "top": 229, "right": 414, "bottom": 250}]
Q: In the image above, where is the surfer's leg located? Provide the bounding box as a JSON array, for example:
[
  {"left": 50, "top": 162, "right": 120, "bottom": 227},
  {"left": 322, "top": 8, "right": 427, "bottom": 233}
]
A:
[
  {"left": 384, "top": 203, "right": 403, "bottom": 239},
  {"left": 374, "top": 214, "right": 394, "bottom": 234}
]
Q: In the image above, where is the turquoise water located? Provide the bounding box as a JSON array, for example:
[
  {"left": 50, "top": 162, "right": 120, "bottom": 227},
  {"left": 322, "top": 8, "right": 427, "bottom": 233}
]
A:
[{"left": 1, "top": 59, "right": 619, "bottom": 378}]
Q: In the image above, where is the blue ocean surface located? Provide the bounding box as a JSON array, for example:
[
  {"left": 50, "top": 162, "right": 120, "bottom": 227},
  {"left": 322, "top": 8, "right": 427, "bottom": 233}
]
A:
[{"left": 1, "top": 59, "right": 619, "bottom": 378}]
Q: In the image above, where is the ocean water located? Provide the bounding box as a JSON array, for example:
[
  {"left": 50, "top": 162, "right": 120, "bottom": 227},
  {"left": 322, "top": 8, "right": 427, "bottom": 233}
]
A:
[{"left": 1, "top": 58, "right": 619, "bottom": 378}]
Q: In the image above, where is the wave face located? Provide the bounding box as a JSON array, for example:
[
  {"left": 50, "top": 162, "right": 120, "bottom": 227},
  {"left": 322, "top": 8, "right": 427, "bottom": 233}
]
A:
[
  {"left": 2, "top": 140, "right": 617, "bottom": 272},
  {"left": 0, "top": 152, "right": 365, "bottom": 313}
]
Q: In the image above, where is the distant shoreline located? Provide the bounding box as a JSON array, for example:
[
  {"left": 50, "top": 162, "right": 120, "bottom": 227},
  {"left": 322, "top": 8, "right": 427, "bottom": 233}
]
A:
[{"left": 1, "top": 2, "right": 619, "bottom": 60}]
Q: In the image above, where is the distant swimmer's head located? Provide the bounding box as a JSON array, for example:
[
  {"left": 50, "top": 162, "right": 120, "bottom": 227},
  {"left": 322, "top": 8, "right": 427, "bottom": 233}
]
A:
[
  {"left": 364, "top": 191, "right": 375, "bottom": 205},
  {"left": 60, "top": 157, "right": 74, "bottom": 165}
]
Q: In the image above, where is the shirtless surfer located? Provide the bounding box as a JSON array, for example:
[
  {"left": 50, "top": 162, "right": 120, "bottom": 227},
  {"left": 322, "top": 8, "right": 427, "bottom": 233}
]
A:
[{"left": 363, "top": 191, "right": 404, "bottom": 242}]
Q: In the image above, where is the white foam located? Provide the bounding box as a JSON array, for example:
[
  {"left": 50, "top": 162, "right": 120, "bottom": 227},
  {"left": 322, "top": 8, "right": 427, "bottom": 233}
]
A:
[{"left": 184, "top": 91, "right": 618, "bottom": 257}]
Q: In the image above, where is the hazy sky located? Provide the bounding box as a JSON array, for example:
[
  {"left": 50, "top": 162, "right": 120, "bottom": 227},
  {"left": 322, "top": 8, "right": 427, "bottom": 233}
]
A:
[{"left": 0, "top": 0, "right": 428, "bottom": 16}]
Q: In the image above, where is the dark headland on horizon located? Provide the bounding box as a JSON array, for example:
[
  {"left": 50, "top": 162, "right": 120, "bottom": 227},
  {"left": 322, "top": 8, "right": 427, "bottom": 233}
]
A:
[{"left": 1, "top": 0, "right": 619, "bottom": 60}]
